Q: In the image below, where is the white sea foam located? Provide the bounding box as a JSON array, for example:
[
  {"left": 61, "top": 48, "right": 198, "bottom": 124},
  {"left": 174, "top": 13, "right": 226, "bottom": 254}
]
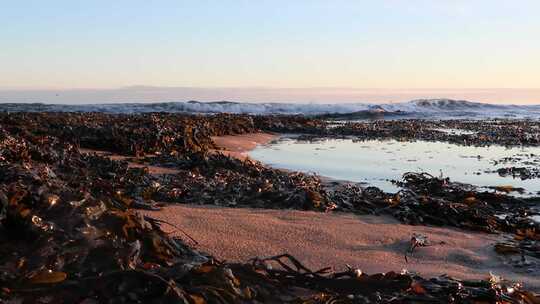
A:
[{"left": 1, "top": 99, "right": 540, "bottom": 119}]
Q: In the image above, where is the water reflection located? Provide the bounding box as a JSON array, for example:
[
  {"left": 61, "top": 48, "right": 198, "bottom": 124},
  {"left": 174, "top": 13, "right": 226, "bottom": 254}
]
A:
[{"left": 250, "top": 137, "right": 540, "bottom": 195}]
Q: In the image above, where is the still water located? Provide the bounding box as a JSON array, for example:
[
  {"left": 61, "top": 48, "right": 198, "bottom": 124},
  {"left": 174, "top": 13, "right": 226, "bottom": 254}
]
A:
[{"left": 249, "top": 137, "right": 540, "bottom": 195}]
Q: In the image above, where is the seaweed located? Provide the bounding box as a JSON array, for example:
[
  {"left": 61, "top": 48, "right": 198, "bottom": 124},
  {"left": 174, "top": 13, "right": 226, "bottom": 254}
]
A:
[{"left": 1, "top": 112, "right": 539, "bottom": 302}]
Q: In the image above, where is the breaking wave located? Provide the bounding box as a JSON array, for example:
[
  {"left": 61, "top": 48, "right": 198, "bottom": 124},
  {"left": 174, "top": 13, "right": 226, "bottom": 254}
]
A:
[{"left": 1, "top": 99, "right": 540, "bottom": 119}]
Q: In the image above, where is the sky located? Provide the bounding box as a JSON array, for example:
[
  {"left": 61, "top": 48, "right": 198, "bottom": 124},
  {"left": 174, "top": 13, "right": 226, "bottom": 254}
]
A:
[{"left": 1, "top": 1, "right": 540, "bottom": 104}]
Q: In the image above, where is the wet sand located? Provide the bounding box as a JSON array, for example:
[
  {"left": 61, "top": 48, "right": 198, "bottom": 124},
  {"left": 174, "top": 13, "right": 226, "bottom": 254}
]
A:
[{"left": 211, "top": 132, "right": 277, "bottom": 159}]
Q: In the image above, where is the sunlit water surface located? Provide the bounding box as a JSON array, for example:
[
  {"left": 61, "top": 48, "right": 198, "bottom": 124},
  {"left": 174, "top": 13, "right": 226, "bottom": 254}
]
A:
[{"left": 250, "top": 137, "right": 540, "bottom": 196}]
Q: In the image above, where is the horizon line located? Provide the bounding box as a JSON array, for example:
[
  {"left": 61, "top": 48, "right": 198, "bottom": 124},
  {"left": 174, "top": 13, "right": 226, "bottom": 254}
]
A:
[
  {"left": 1, "top": 86, "right": 540, "bottom": 91},
  {"left": 1, "top": 87, "right": 540, "bottom": 105}
]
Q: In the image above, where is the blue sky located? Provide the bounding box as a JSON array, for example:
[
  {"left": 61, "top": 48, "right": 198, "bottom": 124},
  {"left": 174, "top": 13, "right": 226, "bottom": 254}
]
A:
[{"left": 1, "top": 1, "right": 539, "bottom": 102}]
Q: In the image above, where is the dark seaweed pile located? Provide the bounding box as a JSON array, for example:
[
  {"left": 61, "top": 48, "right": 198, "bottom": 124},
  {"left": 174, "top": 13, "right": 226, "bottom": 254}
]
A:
[
  {"left": 0, "top": 112, "right": 257, "bottom": 156},
  {"left": 1, "top": 112, "right": 539, "bottom": 302},
  {"left": 3, "top": 112, "right": 539, "bottom": 150},
  {"left": 327, "top": 120, "right": 540, "bottom": 147},
  {"left": 256, "top": 116, "right": 540, "bottom": 147},
  {"left": 146, "top": 153, "right": 331, "bottom": 211}
]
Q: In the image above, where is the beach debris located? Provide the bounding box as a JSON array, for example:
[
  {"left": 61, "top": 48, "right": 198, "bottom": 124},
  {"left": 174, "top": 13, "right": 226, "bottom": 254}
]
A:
[
  {"left": 1, "top": 112, "right": 540, "bottom": 302},
  {"left": 494, "top": 227, "right": 540, "bottom": 271},
  {"left": 404, "top": 233, "right": 446, "bottom": 263},
  {"left": 405, "top": 234, "right": 429, "bottom": 263},
  {"left": 248, "top": 254, "right": 538, "bottom": 303}
]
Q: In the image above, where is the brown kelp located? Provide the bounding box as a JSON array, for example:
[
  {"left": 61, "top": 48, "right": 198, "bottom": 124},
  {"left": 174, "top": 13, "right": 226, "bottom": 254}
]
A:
[{"left": 1, "top": 112, "right": 539, "bottom": 302}]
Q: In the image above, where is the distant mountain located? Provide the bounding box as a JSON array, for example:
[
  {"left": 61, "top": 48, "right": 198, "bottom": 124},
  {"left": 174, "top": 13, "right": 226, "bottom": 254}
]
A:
[{"left": 1, "top": 99, "right": 540, "bottom": 119}]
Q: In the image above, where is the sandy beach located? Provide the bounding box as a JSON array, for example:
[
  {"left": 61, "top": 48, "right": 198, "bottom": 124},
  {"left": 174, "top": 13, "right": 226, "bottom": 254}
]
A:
[
  {"left": 211, "top": 132, "right": 278, "bottom": 159},
  {"left": 140, "top": 133, "right": 540, "bottom": 289},
  {"left": 144, "top": 205, "right": 539, "bottom": 287}
]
